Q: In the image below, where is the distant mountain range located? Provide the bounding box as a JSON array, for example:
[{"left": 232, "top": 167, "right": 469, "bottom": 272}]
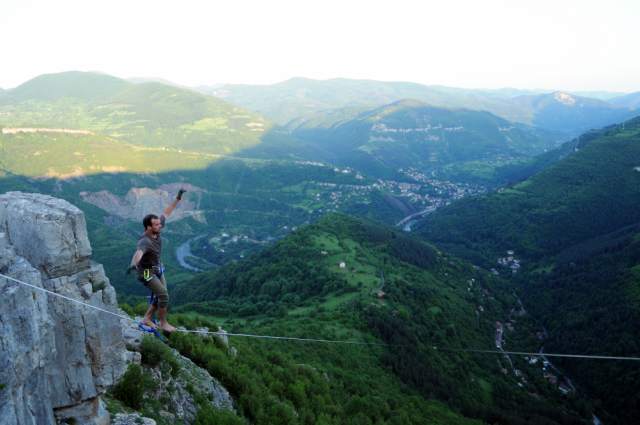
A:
[
  {"left": 432, "top": 85, "right": 626, "bottom": 101},
  {"left": 125, "top": 76, "right": 228, "bottom": 96},
  {"left": 609, "top": 90, "right": 640, "bottom": 109},
  {"left": 509, "top": 91, "right": 638, "bottom": 134},
  {"left": 2, "top": 71, "right": 633, "bottom": 188},
  {"left": 210, "top": 77, "right": 637, "bottom": 137}
]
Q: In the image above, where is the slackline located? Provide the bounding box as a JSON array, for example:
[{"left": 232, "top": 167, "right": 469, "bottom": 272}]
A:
[{"left": 2, "top": 273, "right": 639, "bottom": 360}]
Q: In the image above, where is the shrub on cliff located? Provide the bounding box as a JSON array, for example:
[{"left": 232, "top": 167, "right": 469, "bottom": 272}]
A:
[
  {"left": 194, "top": 404, "right": 244, "bottom": 425},
  {"left": 140, "top": 335, "right": 181, "bottom": 378},
  {"left": 112, "top": 364, "right": 153, "bottom": 410}
]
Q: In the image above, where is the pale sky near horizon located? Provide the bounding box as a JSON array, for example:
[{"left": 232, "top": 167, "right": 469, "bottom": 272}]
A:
[{"left": 0, "top": 0, "right": 638, "bottom": 93}]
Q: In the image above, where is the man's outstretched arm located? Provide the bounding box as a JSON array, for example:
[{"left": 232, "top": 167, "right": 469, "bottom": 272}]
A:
[
  {"left": 162, "top": 189, "right": 186, "bottom": 218},
  {"left": 126, "top": 249, "right": 144, "bottom": 274}
]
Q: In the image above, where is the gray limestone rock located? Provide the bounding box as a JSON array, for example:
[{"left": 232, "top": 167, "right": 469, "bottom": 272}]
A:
[
  {"left": 0, "top": 253, "right": 57, "bottom": 425},
  {"left": 112, "top": 413, "right": 157, "bottom": 425},
  {"left": 53, "top": 396, "right": 110, "bottom": 425},
  {"left": 0, "top": 192, "right": 92, "bottom": 279},
  {"left": 0, "top": 193, "right": 131, "bottom": 425}
]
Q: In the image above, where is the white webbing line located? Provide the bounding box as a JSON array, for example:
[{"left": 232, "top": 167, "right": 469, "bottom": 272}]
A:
[
  {"left": 0, "top": 273, "right": 410, "bottom": 348},
  {"left": 2, "top": 273, "right": 640, "bottom": 360}
]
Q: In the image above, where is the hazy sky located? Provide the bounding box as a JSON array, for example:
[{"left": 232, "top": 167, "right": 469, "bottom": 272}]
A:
[{"left": 1, "top": 0, "right": 638, "bottom": 93}]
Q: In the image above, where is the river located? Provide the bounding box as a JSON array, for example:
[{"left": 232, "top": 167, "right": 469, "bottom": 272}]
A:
[{"left": 176, "top": 235, "right": 215, "bottom": 272}]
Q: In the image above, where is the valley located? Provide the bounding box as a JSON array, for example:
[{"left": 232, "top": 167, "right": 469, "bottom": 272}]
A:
[{"left": 1, "top": 70, "right": 638, "bottom": 425}]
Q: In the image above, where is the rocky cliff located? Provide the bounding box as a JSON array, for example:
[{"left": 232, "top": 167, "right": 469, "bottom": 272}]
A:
[
  {"left": 80, "top": 183, "right": 207, "bottom": 225},
  {"left": 0, "top": 192, "right": 134, "bottom": 425}
]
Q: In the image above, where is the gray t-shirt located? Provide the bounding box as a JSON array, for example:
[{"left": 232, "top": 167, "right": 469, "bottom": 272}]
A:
[{"left": 137, "top": 214, "right": 166, "bottom": 271}]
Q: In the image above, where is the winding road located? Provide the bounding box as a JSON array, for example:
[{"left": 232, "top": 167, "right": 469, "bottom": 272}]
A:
[
  {"left": 372, "top": 267, "right": 385, "bottom": 294},
  {"left": 513, "top": 292, "right": 579, "bottom": 393},
  {"left": 395, "top": 206, "right": 437, "bottom": 227}
]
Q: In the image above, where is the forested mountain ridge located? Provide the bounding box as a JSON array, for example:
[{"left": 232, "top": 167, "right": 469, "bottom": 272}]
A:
[
  {"left": 416, "top": 117, "right": 640, "bottom": 423},
  {"left": 162, "top": 213, "right": 590, "bottom": 424},
  {"left": 0, "top": 71, "right": 316, "bottom": 159},
  {"left": 287, "top": 98, "right": 566, "bottom": 180}
]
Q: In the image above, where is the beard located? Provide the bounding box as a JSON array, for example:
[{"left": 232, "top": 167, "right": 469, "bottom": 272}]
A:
[{"left": 152, "top": 227, "right": 162, "bottom": 235}]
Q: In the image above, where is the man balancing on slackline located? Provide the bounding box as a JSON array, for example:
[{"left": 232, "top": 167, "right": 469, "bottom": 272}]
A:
[{"left": 126, "top": 188, "right": 187, "bottom": 332}]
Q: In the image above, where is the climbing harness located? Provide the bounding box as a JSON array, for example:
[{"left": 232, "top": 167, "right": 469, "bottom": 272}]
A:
[{"left": 142, "top": 265, "right": 162, "bottom": 283}]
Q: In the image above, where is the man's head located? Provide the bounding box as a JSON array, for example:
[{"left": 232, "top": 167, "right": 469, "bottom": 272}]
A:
[{"left": 143, "top": 214, "right": 162, "bottom": 235}]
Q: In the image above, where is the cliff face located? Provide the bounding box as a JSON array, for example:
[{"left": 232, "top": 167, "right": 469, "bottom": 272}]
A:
[
  {"left": 0, "top": 192, "right": 134, "bottom": 425},
  {"left": 80, "top": 183, "right": 207, "bottom": 225}
]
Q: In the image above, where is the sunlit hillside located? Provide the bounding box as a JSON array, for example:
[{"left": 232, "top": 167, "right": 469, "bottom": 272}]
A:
[{"left": 0, "top": 71, "right": 317, "bottom": 159}]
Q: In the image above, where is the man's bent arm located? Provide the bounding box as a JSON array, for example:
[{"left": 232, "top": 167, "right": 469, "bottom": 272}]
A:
[
  {"left": 131, "top": 249, "right": 144, "bottom": 265},
  {"left": 162, "top": 198, "right": 180, "bottom": 218}
]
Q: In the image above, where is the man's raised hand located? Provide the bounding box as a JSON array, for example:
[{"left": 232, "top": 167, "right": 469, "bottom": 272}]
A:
[{"left": 177, "top": 189, "right": 187, "bottom": 200}]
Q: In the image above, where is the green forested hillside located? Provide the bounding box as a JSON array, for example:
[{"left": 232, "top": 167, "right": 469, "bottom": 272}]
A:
[
  {"left": 287, "top": 99, "right": 565, "bottom": 180},
  {"left": 418, "top": 116, "right": 640, "bottom": 264},
  {"left": 519, "top": 223, "right": 640, "bottom": 424},
  {"left": 148, "top": 214, "right": 590, "bottom": 424},
  {"left": 0, "top": 71, "right": 316, "bottom": 159},
  {"left": 416, "top": 117, "right": 640, "bottom": 423}
]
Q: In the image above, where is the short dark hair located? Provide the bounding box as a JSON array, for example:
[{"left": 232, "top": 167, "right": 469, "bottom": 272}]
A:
[{"left": 143, "top": 214, "right": 159, "bottom": 230}]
